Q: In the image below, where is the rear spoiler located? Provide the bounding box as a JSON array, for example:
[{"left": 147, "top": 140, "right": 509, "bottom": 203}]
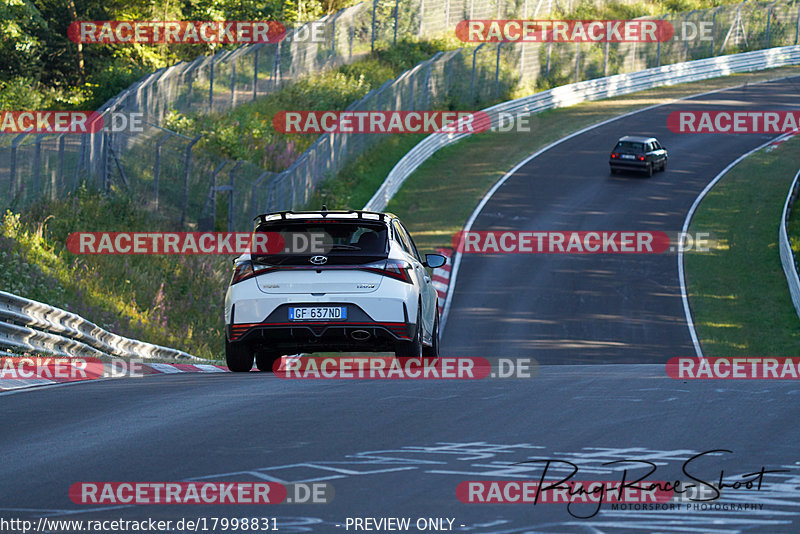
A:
[{"left": 254, "top": 210, "right": 387, "bottom": 225}]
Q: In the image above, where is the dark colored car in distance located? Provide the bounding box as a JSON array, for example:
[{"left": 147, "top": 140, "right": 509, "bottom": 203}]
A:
[{"left": 609, "top": 135, "right": 668, "bottom": 177}]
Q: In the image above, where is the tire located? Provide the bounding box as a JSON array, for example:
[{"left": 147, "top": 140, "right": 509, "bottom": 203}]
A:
[
  {"left": 609, "top": 166, "right": 617, "bottom": 176},
  {"left": 660, "top": 159, "right": 667, "bottom": 172},
  {"left": 422, "top": 312, "right": 440, "bottom": 358},
  {"left": 646, "top": 163, "right": 653, "bottom": 177},
  {"left": 395, "top": 308, "right": 423, "bottom": 358},
  {"left": 225, "top": 338, "right": 254, "bottom": 372},
  {"left": 255, "top": 351, "right": 281, "bottom": 372}
]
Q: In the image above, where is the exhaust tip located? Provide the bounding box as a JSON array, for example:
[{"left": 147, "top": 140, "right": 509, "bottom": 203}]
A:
[{"left": 351, "top": 329, "right": 371, "bottom": 341}]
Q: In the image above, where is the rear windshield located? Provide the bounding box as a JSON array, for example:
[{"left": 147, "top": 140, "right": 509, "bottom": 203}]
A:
[
  {"left": 252, "top": 220, "right": 388, "bottom": 266},
  {"left": 615, "top": 141, "right": 645, "bottom": 152}
]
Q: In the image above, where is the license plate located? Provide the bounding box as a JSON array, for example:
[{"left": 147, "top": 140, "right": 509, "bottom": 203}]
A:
[
  {"left": 620, "top": 154, "right": 635, "bottom": 160},
  {"left": 289, "top": 307, "right": 347, "bottom": 321}
]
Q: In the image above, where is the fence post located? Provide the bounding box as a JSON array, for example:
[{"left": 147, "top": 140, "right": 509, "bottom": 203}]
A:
[
  {"left": 33, "top": 136, "right": 42, "bottom": 197},
  {"left": 57, "top": 135, "right": 65, "bottom": 191},
  {"left": 180, "top": 135, "right": 202, "bottom": 227},
  {"left": 9, "top": 134, "right": 25, "bottom": 199},
  {"left": 208, "top": 55, "right": 215, "bottom": 111},
  {"left": 371, "top": 0, "right": 378, "bottom": 52},
  {"left": 519, "top": 0, "right": 529, "bottom": 83},
  {"left": 683, "top": 11, "right": 696, "bottom": 61},
  {"left": 545, "top": 41, "right": 552, "bottom": 76},
  {"left": 394, "top": 0, "right": 400, "bottom": 45},
  {"left": 272, "top": 41, "right": 282, "bottom": 91},
  {"left": 251, "top": 171, "right": 274, "bottom": 221},
  {"left": 230, "top": 56, "right": 237, "bottom": 108},
  {"left": 252, "top": 46, "right": 259, "bottom": 101},
  {"left": 73, "top": 135, "right": 86, "bottom": 192},
  {"left": 471, "top": 43, "right": 486, "bottom": 104},
  {"left": 711, "top": 8, "right": 722, "bottom": 56},
  {"left": 154, "top": 133, "right": 172, "bottom": 212},
  {"left": 418, "top": 0, "right": 424, "bottom": 37},
  {"left": 495, "top": 42, "right": 504, "bottom": 99},
  {"left": 796, "top": 2, "right": 800, "bottom": 45},
  {"left": 101, "top": 132, "right": 110, "bottom": 192},
  {"left": 331, "top": 15, "right": 337, "bottom": 60},
  {"left": 349, "top": 25, "right": 354, "bottom": 59},
  {"left": 228, "top": 161, "right": 242, "bottom": 232},
  {"left": 766, "top": 2, "right": 776, "bottom": 48}
]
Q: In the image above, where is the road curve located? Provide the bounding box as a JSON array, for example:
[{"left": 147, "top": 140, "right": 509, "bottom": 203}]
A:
[
  {"left": 442, "top": 75, "right": 800, "bottom": 364},
  {"left": 1, "top": 76, "right": 799, "bottom": 534}
]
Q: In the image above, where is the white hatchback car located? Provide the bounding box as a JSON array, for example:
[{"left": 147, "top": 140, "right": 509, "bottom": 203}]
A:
[{"left": 224, "top": 209, "right": 447, "bottom": 371}]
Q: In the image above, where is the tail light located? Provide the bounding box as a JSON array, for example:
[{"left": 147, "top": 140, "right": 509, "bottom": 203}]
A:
[
  {"left": 611, "top": 153, "right": 617, "bottom": 158},
  {"left": 231, "top": 260, "right": 255, "bottom": 285},
  {"left": 638, "top": 155, "right": 645, "bottom": 161},
  {"left": 361, "top": 260, "right": 413, "bottom": 284}
]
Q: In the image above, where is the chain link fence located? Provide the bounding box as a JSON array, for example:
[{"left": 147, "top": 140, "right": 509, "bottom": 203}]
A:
[{"left": 3, "top": 0, "right": 799, "bottom": 231}]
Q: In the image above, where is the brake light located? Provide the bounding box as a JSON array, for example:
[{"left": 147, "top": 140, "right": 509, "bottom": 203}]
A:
[
  {"left": 361, "top": 260, "right": 413, "bottom": 284},
  {"left": 638, "top": 155, "right": 645, "bottom": 161},
  {"left": 611, "top": 153, "right": 617, "bottom": 158},
  {"left": 231, "top": 260, "right": 255, "bottom": 285}
]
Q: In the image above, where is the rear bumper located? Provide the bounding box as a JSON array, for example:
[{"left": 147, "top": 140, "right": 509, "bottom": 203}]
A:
[
  {"left": 227, "top": 303, "right": 414, "bottom": 352},
  {"left": 609, "top": 159, "right": 648, "bottom": 171}
]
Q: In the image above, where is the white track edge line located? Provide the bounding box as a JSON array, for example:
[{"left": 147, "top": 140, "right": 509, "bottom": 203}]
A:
[
  {"left": 678, "top": 132, "right": 795, "bottom": 359},
  {"left": 440, "top": 74, "right": 800, "bottom": 344}
]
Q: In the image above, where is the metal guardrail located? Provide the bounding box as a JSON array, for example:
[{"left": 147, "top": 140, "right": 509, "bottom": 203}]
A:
[
  {"left": 0, "top": 290, "right": 202, "bottom": 361},
  {"left": 365, "top": 45, "right": 800, "bottom": 211},
  {"left": 779, "top": 167, "right": 800, "bottom": 320}
]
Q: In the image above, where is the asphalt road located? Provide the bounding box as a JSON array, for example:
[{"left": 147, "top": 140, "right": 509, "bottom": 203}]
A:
[
  {"left": 2, "top": 76, "right": 800, "bottom": 533},
  {"left": 441, "top": 75, "right": 800, "bottom": 363}
]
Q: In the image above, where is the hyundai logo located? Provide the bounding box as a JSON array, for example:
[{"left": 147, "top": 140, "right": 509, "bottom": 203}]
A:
[{"left": 310, "top": 255, "right": 328, "bottom": 265}]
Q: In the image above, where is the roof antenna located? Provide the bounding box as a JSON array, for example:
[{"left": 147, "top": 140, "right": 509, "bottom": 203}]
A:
[{"left": 321, "top": 204, "right": 328, "bottom": 217}]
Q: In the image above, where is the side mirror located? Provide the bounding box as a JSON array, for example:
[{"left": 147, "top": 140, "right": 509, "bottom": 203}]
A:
[{"left": 423, "top": 253, "right": 447, "bottom": 268}]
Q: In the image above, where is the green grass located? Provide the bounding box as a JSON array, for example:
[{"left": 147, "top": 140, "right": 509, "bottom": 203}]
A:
[
  {"left": 384, "top": 66, "right": 800, "bottom": 253},
  {"left": 1, "top": 189, "right": 230, "bottom": 361},
  {"left": 685, "top": 135, "right": 800, "bottom": 356},
  {"left": 164, "top": 38, "right": 454, "bottom": 172}
]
